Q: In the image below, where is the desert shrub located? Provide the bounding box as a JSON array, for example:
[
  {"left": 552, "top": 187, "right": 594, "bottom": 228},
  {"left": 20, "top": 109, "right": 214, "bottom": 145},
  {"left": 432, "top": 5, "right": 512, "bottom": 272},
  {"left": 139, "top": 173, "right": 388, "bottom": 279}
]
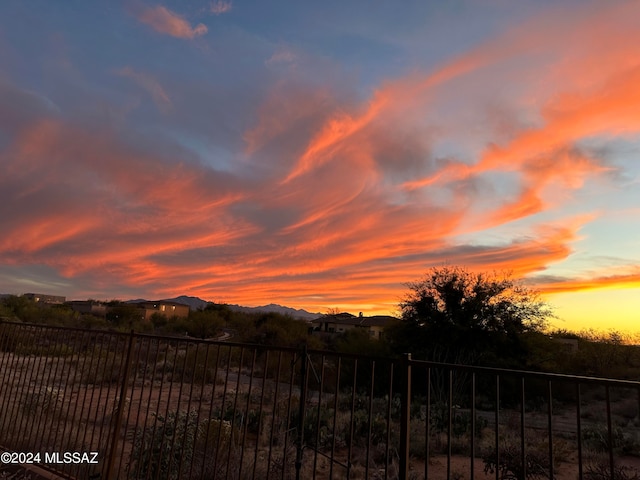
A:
[
  {"left": 129, "top": 410, "right": 200, "bottom": 480},
  {"left": 175, "top": 345, "right": 219, "bottom": 383},
  {"left": 346, "top": 410, "right": 390, "bottom": 447},
  {"left": 286, "top": 401, "right": 335, "bottom": 448},
  {"left": 612, "top": 397, "right": 639, "bottom": 423},
  {"left": 194, "top": 418, "right": 241, "bottom": 479},
  {"left": 21, "top": 387, "right": 62, "bottom": 416},
  {"left": 481, "top": 431, "right": 570, "bottom": 480},
  {"left": 583, "top": 425, "right": 640, "bottom": 457},
  {"left": 14, "top": 342, "right": 76, "bottom": 357},
  {"left": 245, "top": 408, "right": 265, "bottom": 436},
  {"left": 482, "top": 442, "right": 549, "bottom": 480},
  {"left": 429, "top": 402, "right": 488, "bottom": 437},
  {"left": 585, "top": 462, "right": 640, "bottom": 480}
]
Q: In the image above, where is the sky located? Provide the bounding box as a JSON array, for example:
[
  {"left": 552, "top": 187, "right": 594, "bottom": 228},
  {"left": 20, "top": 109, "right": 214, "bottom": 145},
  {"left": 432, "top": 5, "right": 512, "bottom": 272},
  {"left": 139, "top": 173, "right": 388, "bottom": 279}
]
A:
[{"left": 1, "top": 0, "right": 639, "bottom": 333}]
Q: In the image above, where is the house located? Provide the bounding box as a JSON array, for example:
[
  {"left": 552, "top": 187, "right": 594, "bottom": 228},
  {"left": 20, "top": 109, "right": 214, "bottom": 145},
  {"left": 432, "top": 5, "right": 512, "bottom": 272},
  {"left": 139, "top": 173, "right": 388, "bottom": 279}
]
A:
[
  {"left": 23, "top": 293, "right": 66, "bottom": 304},
  {"left": 135, "top": 300, "right": 190, "bottom": 321},
  {"left": 311, "top": 312, "right": 398, "bottom": 340},
  {"left": 68, "top": 300, "right": 107, "bottom": 318},
  {"left": 551, "top": 336, "right": 580, "bottom": 353}
]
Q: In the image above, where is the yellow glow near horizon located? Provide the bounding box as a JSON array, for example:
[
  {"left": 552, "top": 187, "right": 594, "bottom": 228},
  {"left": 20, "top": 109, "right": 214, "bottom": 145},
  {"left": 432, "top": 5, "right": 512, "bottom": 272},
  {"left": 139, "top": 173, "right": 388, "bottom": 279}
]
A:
[
  {"left": 312, "top": 287, "right": 640, "bottom": 339},
  {"left": 543, "top": 288, "right": 640, "bottom": 336}
]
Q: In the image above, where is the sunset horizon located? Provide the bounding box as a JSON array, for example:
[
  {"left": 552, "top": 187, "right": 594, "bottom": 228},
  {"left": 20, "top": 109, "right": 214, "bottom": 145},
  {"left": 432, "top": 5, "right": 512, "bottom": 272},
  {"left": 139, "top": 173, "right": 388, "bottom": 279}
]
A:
[{"left": 1, "top": 1, "right": 639, "bottom": 335}]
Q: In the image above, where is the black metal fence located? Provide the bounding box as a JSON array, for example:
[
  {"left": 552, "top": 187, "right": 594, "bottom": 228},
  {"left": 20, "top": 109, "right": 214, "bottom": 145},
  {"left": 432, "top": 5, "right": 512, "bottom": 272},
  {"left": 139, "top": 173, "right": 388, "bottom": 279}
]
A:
[{"left": 0, "top": 321, "right": 639, "bottom": 480}]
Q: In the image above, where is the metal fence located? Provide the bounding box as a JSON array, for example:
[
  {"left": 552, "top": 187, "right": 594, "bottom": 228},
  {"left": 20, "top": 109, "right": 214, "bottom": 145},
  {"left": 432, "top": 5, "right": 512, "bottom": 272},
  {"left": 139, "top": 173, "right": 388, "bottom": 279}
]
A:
[{"left": 0, "top": 321, "right": 639, "bottom": 480}]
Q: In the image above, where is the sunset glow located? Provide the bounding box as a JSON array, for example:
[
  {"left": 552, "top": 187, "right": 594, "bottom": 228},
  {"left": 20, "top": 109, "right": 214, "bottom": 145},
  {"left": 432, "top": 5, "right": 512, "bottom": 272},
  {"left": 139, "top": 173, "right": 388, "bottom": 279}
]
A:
[{"left": 1, "top": 1, "right": 639, "bottom": 332}]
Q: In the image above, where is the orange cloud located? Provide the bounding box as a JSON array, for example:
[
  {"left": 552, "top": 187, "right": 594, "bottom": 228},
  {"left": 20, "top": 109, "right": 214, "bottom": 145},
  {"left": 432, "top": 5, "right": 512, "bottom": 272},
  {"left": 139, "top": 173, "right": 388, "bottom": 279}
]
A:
[
  {"left": 536, "top": 269, "right": 640, "bottom": 295},
  {"left": 136, "top": 5, "right": 207, "bottom": 39}
]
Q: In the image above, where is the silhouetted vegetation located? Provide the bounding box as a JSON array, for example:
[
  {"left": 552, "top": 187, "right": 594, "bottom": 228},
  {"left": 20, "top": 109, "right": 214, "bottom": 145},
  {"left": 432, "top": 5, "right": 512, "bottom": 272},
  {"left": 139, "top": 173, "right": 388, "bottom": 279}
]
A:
[
  {"left": 2, "top": 266, "right": 640, "bottom": 380},
  {"left": 387, "top": 266, "right": 553, "bottom": 369}
]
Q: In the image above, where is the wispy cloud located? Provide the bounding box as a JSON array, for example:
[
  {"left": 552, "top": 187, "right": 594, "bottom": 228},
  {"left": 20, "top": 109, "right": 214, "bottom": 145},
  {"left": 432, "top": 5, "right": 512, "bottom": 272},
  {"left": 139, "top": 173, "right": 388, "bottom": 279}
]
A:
[
  {"left": 265, "top": 48, "right": 296, "bottom": 67},
  {"left": 135, "top": 5, "right": 207, "bottom": 39},
  {"left": 115, "top": 67, "right": 171, "bottom": 112},
  {"left": 210, "top": 1, "right": 232, "bottom": 15}
]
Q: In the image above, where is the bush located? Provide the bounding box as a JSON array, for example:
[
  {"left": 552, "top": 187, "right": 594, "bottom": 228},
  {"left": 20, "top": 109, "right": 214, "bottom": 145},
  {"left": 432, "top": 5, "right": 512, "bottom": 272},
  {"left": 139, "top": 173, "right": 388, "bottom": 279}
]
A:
[
  {"left": 481, "top": 430, "right": 570, "bottom": 480},
  {"left": 129, "top": 410, "right": 200, "bottom": 480},
  {"left": 482, "top": 442, "right": 550, "bottom": 480},
  {"left": 583, "top": 425, "right": 640, "bottom": 457},
  {"left": 21, "top": 387, "right": 62, "bottom": 416},
  {"left": 585, "top": 462, "right": 640, "bottom": 480}
]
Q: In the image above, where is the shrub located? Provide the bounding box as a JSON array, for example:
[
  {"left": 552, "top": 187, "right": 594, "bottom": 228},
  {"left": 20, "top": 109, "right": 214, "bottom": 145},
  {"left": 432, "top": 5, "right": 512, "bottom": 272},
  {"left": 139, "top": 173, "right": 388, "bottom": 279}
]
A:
[
  {"left": 585, "top": 462, "right": 640, "bottom": 480},
  {"left": 21, "top": 387, "right": 62, "bottom": 416},
  {"left": 583, "top": 426, "right": 640, "bottom": 457},
  {"left": 481, "top": 431, "right": 569, "bottom": 480},
  {"left": 482, "top": 443, "right": 549, "bottom": 480},
  {"left": 129, "top": 410, "right": 200, "bottom": 480}
]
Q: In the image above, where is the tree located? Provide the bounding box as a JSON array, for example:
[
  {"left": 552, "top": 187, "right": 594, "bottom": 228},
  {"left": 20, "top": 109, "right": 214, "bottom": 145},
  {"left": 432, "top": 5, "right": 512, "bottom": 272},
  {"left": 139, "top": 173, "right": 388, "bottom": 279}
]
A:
[{"left": 391, "top": 266, "right": 553, "bottom": 366}]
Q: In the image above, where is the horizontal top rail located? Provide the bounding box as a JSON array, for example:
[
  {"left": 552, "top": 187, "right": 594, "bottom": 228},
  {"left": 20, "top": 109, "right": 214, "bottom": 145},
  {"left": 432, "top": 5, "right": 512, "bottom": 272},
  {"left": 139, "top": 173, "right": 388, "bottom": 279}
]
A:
[{"left": 408, "top": 356, "right": 640, "bottom": 388}]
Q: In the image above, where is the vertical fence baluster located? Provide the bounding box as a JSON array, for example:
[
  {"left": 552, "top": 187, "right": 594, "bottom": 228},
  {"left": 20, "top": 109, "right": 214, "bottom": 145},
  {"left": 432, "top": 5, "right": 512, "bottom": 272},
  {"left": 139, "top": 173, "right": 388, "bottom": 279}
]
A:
[
  {"left": 239, "top": 348, "right": 258, "bottom": 480},
  {"left": 521, "top": 376, "right": 526, "bottom": 480},
  {"left": 198, "top": 343, "right": 221, "bottom": 480},
  {"left": 548, "top": 380, "right": 554, "bottom": 480},
  {"left": 448, "top": 369, "right": 453, "bottom": 480},
  {"left": 266, "top": 350, "right": 282, "bottom": 480},
  {"left": 252, "top": 349, "right": 270, "bottom": 480},
  {"left": 313, "top": 354, "right": 326, "bottom": 478},
  {"left": 80, "top": 332, "right": 103, "bottom": 471},
  {"left": 225, "top": 346, "right": 245, "bottom": 480},
  {"left": 576, "top": 383, "right": 583, "bottom": 480},
  {"left": 330, "top": 356, "right": 341, "bottom": 480},
  {"left": 178, "top": 342, "right": 203, "bottom": 480},
  {"left": 168, "top": 340, "right": 190, "bottom": 478},
  {"left": 385, "top": 362, "right": 394, "bottom": 480},
  {"left": 135, "top": 337, "right": 163, "bottom": 480},
  {"left": 347, "top": 358, "right": 359, "bottom": 479},
  {"left": 42, "top": 326, "right": 66, "bottom": 454},
  {"left": 295, "top": 344, "right": 308, "bottom": 480},
  {"left": 105, "top": 330, "right": 135, "bottom": 480},
  {"left": 188, "top": 342, "right": 210, "bottom": 480},
  {"left": 71, "top": 329, "right": 94, "bottom": 468},
  {"left": 153, "top": 339, "right": 181, "bottom": 480},
  {"left": 365, "top": 360, "right": 376, "bottom": 480},
  {"left": 281, "top": 349, "right": 297, "bottom": 480},
  {"left": 399, "top": 353, "right": 411, "bottom": 480},
  {"left": 425, "top": 366, "right": 431, "bottom": 480},
  {"left": 14, "top": 326, "right": 42, "bottom": 454},
  {"left": 495, "top": 375, "right": 500, "bottom": 480},
  {"left": 471, "top": 372, "right": 476, "bottom": 480},
  {"left": 606, "top": 385, "right": 614, "bottom": 480}
]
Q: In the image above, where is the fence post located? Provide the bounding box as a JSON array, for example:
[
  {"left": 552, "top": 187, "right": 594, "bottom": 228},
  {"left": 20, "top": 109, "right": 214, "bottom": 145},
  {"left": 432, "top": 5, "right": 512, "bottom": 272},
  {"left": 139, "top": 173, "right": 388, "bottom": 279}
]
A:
[
  {"left": 399, "top": 353, "right": 412, "bottom": 480},
  {"left": 295, "top": 343, "right": 308, "bottom": 480},
  {"left": 104, "top": 330, "right": 136, "bottom": 480}
]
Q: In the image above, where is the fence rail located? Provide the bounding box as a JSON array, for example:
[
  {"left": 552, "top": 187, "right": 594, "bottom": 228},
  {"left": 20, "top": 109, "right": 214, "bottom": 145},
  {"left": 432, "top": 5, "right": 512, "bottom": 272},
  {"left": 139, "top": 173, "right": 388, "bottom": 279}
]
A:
[{"left": 0, "top": 321, "right": 639, "bottom": 480}]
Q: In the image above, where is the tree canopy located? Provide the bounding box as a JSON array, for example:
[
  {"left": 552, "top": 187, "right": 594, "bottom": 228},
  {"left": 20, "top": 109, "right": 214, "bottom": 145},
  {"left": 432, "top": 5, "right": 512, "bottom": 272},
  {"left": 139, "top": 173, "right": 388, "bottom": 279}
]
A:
[{"left": 391, "top": 266, "right": 553, "bottom": 366}]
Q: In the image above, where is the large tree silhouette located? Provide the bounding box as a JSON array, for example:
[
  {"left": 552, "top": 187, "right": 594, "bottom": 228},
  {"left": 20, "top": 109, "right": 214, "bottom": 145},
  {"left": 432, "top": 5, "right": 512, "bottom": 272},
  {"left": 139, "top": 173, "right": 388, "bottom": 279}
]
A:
[{"left": 390, "top": 266, "right": 553, "bottom": 366}]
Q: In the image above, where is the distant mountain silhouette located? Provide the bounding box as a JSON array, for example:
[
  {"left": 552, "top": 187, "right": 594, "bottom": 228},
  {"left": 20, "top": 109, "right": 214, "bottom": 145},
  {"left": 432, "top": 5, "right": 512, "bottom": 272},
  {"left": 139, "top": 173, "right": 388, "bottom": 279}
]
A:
[
  {"left": 227, "top": 303, "right": 321, "bottom": 321},
  {"left": 126, "top": 295, "right": 320, "bottom": 320},
  {"left": 162, "top": 295, "right": 211, "bottom": 310},
  {"left": 124, "top": 295, "right": 211, "bottom": 310}
]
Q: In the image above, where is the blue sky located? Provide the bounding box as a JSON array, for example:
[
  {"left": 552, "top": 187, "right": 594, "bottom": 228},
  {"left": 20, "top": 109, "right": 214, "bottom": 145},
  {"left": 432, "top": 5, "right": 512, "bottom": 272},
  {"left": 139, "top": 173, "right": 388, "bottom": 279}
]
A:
[{"left": 1, "top": 0, "right": 639, "bottom": 332}]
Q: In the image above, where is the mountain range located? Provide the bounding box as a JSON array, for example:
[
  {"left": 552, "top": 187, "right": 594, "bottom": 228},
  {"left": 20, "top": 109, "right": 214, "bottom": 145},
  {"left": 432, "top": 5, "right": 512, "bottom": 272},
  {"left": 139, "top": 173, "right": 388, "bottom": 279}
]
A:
[{"left": 140, "top": 295, "right": 321, "bottom": 321}]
